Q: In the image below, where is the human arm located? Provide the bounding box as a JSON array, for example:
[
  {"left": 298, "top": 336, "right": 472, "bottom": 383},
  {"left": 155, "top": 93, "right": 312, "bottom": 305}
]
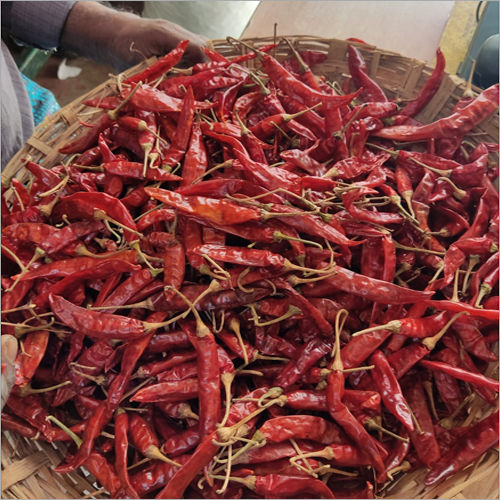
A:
[
  {"left": 60, "top": 1, "right": 207, "bottom": 70},
  {"left": 1, "top": 1, "right": 207, "bottom": 71}
]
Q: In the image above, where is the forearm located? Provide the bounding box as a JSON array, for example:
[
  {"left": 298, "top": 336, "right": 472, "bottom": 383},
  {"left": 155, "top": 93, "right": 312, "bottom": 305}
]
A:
[
  {"left": 60, "top": 1, "right": 137, "bottom": 69},
  {"left": 60, "top": 1, "right": 207, "bottom": 71}
]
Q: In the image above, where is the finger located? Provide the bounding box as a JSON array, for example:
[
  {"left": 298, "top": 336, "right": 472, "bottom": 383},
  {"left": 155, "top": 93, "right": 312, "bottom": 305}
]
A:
[{"left": 1, "top": 335, "right": 18, "bottom": 410}]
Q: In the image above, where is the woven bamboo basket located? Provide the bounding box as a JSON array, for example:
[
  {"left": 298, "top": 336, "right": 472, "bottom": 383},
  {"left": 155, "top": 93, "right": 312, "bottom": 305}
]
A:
[{"left": 1, "top": 36, "right": 498, "bottom": 499}]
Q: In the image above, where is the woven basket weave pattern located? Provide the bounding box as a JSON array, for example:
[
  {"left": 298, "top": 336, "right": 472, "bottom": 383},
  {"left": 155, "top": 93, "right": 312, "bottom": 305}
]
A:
[{"left": 1, "top": 37, "right": 498, "bottom": 499}]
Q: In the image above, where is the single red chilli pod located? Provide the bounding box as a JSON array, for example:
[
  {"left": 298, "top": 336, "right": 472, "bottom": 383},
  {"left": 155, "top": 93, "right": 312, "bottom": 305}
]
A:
[
  {"left": 340, "top": 330, "right": 392, "bottom": 370},
  {"left": 145, "top": 330, "right": 191, "bottom": 354},
  {"left": 252, "top": 458, "right": 321, "bottom": 478},
  {"left": 84, "top": 451, "right": 122, "bottom": 498},
  {"left": 114, "top": 410, "right": 139, "bottom": 498},
  {"left": 128, "top": 85, "right": 213, "bottom": 113},
  {"left": 128, "top": 413, "right": 159, "bottom": 453},
  {"left": 97, "top": 132, "right": 116, "bottom": 162},
  {"left": 161, "top": 426, "right": 201, "bottom": 457},
  {"left": 425, "top": 411, "right": 499, "bottom": 486},
  {"left": 202, "top": 46, "right": 229, "bottom": 62},
  {"left": 387, "top": 343, "right": 430, "bottom": 379},
  {"left": 400, "top": 48, "right": 446, "bottom": 117},
  {"left": 403, "top": 377, "right": 440, "bottom": 468},
  {"left": 436, "top": 346, "right": 496, "bottom": 405},
  {"left": 326, "top": 372, "right": 386, "bottom": 480},
  {"left": 257, "top": 415, "right": 344, "bottom": 445},
  {"left": 370, "top": 350, "right": 414, "bottom": 431},
  {"left": 3, "top": 220, "right": 103, "bottom": 256},
  {"left": 130, "top": 459, "right": 184, "bottom": 497},
  {"left": 53, "top": 192, "right": 138, "bottom": 243},
  {"left": 275, "top": 338, "right": 331, "bottom": 389},
  {"left": 106, "top": 333, "right": 156, "bottom": 411},
  {"left": 352, "top": 311, "right": 451, "bottom": 339},
  {"left": 345, "top": 102, "right": 399, "bottom": 121},
  {"left": 347, "top": 45, "right": 388, "bottom": 102},
  {"left": 102, "top": 161, "right": 182, "bottom": 182},
  {"left": 131, "top": 378, "right": 199, "bottom": 403},
  {"left": 137, "top": 351, "right": 197, "bottom": 378},
  {"left": 342, "top": 188, "right": 404, "bottom": 225},
  {"left": 100, "top": 268, "right": 156, "bottom": 313},
  {"left": 229, "top": 156, "right": 302, "bottom": 195},
  {"left": 1, "top": 280, "right": 31, "bottom": 311},
  {"left": 266, "top": 204, "right": 359, "bottom": 248},
  {"left": 59, "top": 114, "right": 113, "bottom": 154},
  {"left": 468, "top": 251, "right": 499, "bottom": 299},
  {"left": 374, "top": 83, "right": 499, "bottom": 141},
  {"left": 173, "top": 86, "right": 195, "bottom": 151},
  {"left": 180, "top": 320, "right": 221, "bottom": 437},
  {"left": 5, "top": 395, "right": 57, "bottom": 440},
  {"left": 303, "top": 265, "right": 434, "bottom": 304},
  {"left": 15, "top": 330, "right": 49, "bottom": 386},
  {"left": 261, "top": 51, "right": 360, "bottom": 108},
  {"left": 159, "top": 68, "right": 227, "bottom": 96},
  {"left": 280, "top": 148, "right": 326, "bottom": 176},
  {"left": 192, "top": 243, "right": 285, "bottom": 269},
  {"left": 252, "top": 474, "right": 335, "bottom": 499},
  {"left": 1, "top": 413, "right": 39, "bottom": 439},
  {"left": 15, "top": 251, "right": 139, "bottom": 281},
  {"left": 34, "top": 259, "right": 141, "bottom": 310},
  {"left": 124, "top": 39, "right": 189, "bottom": 85},
  {"left": 383, "top": 430, "right": 410, "bottom": 476},
  {"left": 24, "top": 160, "right": 61, "bottom": 190},
  {"left": 177, "top": 178, "right": 246, "bottom": 198},
  {"left": 83, "top": 96, "right": 122, "bottom": 110},
  {"left": 55, "top": 403, "right": 108, "bottom": 473},
  {"left": 128, "top": 414, "right": 177, "bottom": 465},
  {"left": 423, "top": 299, "right": 499, "bottom": 321},
  {"left": 283, "top": 390, "right": 326, "bottom": 412},
  {"left": 163, "top": 241, "right": 185, "bottom": 299},
  {"left": 249, "top": 106, "right": 321, "bottom": 140},
  {"left": 136, "top": 208, "right": 176, "bottom": 232},
  {"left": 299, "top": 175, "right": 336, "bottom": 191},
  {"left": 117, "top": 115, "right": 146, "bottom": 131},
  {"left": 232, "top": 441, "right": 321, "bottom": 466},
  {"left": 156, "top": 430, "right": 219, "bottom": 498},
  {"left": 49, "top": 294, "right": 147, "bottom": 340},
  {"left": 181, "top": 121, "right": 208, "bottom": 187},
  {"left": 156, "top": 361, "right": 197, "bottom": 382},
  {"left": 452, "top": 316, "right": 497, "bottom": 362},
  {"left": 419, "top": 359, "right": 499, "bottom": 392},
  {"left": 145, "top": 187, "right": 261, "bottom": 226}
]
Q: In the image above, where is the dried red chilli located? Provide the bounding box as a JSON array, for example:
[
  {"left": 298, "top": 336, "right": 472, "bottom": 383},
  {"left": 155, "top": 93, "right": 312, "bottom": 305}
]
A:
[{"left": 2, "top": 38, "right": 498, "bottom": 500}]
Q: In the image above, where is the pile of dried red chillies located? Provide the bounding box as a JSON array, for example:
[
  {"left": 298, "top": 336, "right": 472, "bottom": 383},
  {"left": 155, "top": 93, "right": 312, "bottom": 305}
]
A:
[{"left": 1, "top": 38, "right": 499, "bottom": 499}]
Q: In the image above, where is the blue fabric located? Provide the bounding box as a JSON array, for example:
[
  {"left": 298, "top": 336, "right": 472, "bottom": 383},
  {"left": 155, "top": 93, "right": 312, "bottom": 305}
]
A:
[{"left": 20, "top": 74, "right": 60, "bottom": 126}]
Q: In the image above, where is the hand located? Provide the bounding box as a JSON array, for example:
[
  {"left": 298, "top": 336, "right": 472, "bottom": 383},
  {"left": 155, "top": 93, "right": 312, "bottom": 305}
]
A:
[
  {"left": 61, "top": 2, "right": 208, "bottom": 72},
  {"left": 111, "top": 16, "right": 209, "bottom": 71},
  {"left": 1, "top": 335, "right": 18, "bottom": 410}
]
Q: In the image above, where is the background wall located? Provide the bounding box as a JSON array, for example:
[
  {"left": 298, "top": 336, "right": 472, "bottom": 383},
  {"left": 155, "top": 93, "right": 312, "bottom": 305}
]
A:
[
  {"left": 242, "top": 1, "right": 456, "bottom": 64},
  {"left": 143, "top": 1, "right": 260, "bottom": 40}
]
